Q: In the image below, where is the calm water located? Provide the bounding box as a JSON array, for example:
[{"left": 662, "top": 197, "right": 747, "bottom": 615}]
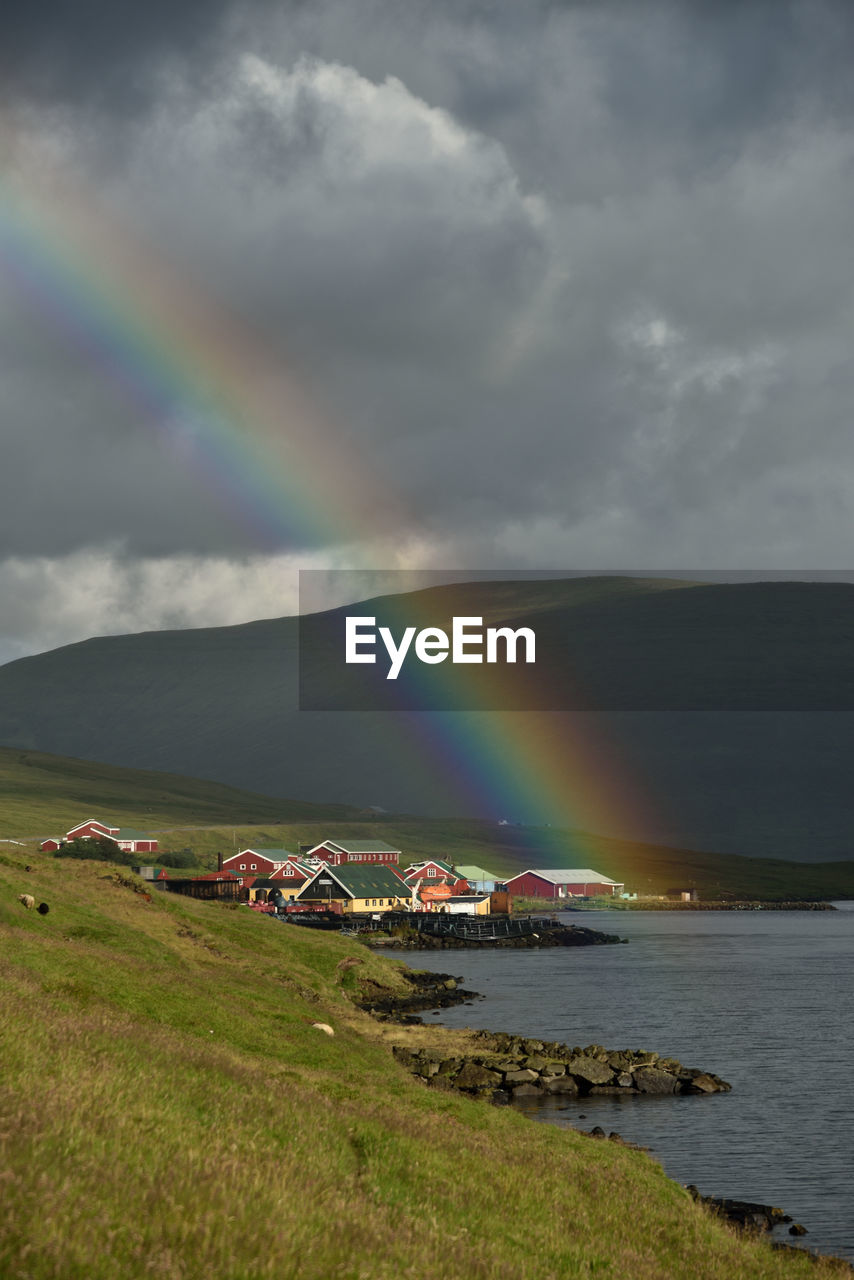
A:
[{"left": 404, "top": 906, "right": 854, "bottom": 1262}]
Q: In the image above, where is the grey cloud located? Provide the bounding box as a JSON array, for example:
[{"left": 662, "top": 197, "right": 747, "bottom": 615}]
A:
[
  {"left": 0, "top": 0, "right": 244, "bottom": 111},
  {"left": 1, "top": 54, "right": 554, "bottom": 556},
  {"left": 4, "top": 0, "right": 854, "bottom": 658}
]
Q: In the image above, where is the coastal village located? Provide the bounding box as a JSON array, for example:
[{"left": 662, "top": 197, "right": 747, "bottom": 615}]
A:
[{"left": 39, "top": 817, "right": 626, "bottom": 916}]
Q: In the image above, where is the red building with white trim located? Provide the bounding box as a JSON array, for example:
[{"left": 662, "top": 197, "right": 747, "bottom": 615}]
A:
[
  {"left": 302, "top": 840, "right": 401, "bottom": 866},
  {"left": 503, "top": 869, "right": 624, "bottom": 899},
  {"left": 41, "top": 818, "right": 158, "bottom": 854},
  {"left": 400, "top": 859, "right": 455, "bottom": 884},
  {"left": 221, "top": 849, "right": 307, "bottom": 878}
]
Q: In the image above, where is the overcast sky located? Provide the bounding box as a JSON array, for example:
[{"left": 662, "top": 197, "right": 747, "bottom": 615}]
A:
[{"left": 2, "top": 0, "right": 854, "bottom": 662}]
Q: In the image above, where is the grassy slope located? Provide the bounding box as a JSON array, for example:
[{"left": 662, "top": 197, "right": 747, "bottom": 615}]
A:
[
  {"left": 0, "top": 745, "right": 363, "bottom": 833},
  {"left": 0, "top": 850, "right": 847, "bottom": 1280},
  {"left": 4, "top": 747, "right": 854, "bottom": 899}
]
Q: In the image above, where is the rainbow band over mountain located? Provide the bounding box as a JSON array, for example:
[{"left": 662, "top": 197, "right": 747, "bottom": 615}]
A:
[{"left": 0, "top": 155, "right": 653, "bottom": 865}]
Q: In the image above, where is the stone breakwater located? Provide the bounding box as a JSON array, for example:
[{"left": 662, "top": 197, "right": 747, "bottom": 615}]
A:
[
  {"left": 391, "top": 1029, "right": 731, "bottom": 1104},
  {"left": 366, "top": 919, "right": 627, "bottom": 950}
]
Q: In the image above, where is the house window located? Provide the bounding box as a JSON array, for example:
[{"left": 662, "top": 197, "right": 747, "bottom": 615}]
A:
[
  {"left": 427, "top": 868, "right": 437, "bottom": 877},
  {"left": 251, "top": 864, "right": 257, "bottom": 870},
  {"left": 379, "top": 899, "right": 384, "bottom": 906},
  {"left": 239, "top": 863, "right": 246, "bottom": 870}
]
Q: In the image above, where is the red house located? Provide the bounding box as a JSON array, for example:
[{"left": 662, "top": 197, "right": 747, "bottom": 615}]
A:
[
  {"left": 267, "top": 876, "right": 308, "bottom": 900},
  {"left": 41, "top": 818, "right": 158, "bottom": 854},
  {"left": 66, "top": 819, "right": 119, "bottom": 841},
  {"left": 503, "top": 868, "right": 624, "bottom": 899},
  {"left": 269, "top": 863, "right": 309, "bottom": 883},
  {"left": 401, "top": 859, "right": 455, "bottom": 885},
  {"left": 221, "top": 848, "right": 302, "bottom": 878},
  {"left": 302, "top": 840, "right": 401, "bottom": 866}
]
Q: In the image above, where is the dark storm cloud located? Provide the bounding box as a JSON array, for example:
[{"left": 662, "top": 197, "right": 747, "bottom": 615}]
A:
[
  {"left": 4, "top": 0, "right": 854, "bottom": 654},
  {"left": 0, "top": 0, "right": 244, "bottom": 109}
]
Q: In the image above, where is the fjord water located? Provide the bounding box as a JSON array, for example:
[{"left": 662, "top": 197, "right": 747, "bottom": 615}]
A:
[{"left": 409, "top": 905, "right": 854, "bottom": 1262}]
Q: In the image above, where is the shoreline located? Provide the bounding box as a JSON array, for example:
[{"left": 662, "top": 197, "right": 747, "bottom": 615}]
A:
[
  {"left": 571, "top": 900, "right": 838, "bottom": 912},
  {"left": 361, "top": 966, "right": 849, "bottom": 1268}
]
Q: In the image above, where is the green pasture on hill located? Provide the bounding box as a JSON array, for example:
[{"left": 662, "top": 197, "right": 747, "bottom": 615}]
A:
[
  {"left": 0, "top": 745, "right": 361, "bottom": 833},
  {"left": 0, "top": 850, "right": 848, "bottom": 1280}
]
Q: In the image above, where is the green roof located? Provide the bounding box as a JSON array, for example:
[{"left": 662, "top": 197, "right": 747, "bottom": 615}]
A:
[
  {"left": 454, "top": 865, "right": 498, "bottom": 882},
  {"left": 299, "top": 865, "right": 408, "bottom": 899},
  {"left": 115, "top": 828, "right": 156, "bottom": 839}
]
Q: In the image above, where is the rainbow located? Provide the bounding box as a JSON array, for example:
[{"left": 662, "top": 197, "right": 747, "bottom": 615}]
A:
[
  {"left": 0, "top": 149, "right": 404, "bottom": 553},
  {"left": 0, "top": 145, "right": 654, "bottom": 867}
]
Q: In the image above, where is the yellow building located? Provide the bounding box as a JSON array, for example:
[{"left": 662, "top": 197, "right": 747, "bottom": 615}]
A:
[{"left": 295, "top": 864, "right": 410, "bottom": 914}]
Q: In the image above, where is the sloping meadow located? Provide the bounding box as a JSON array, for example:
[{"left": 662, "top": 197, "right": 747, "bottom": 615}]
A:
[{"left": 0, "top": 854, "right": 846, "bottom": 1279}]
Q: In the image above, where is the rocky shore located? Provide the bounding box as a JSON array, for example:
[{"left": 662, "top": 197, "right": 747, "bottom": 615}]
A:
[
  {"left": 391, "top": 1028, "right": 732, "bottom": 1103},
  {"left": 363, "top": 918, "right": 627, "bottom": 949},
  {"left": 355, "top": 969, "right": 730, "bottom": 1100},
  {"left": 686, "top": 1188, "right": 805, "bottom": 1237},
  {"left": 353, "top": 969, "right": 480, "bottom": 1018},
  {"left": 358, "top": 971, "right": 854, "bottom": 1265},
  {"left": 357, "top": 969, "right": 851, "bottom": 1267}
]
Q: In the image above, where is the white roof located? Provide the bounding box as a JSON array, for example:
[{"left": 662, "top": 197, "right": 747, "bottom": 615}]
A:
[{"left": 522, "top": 868, "right": 623, "bottom": 885}]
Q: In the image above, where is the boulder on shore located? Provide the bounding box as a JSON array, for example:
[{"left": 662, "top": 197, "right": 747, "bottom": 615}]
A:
[{"left": 392, "top": 1033, "right": 731, "bottom": 1103}]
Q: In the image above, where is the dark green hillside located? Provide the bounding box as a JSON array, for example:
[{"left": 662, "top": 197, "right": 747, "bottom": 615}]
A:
[
  {"left": 3, "top": 576, "right": 854, "bottom": 858},
  {"left": 301, "top": 576, "right": 854, "bottom": 711},
  {"left": 0, "top": 746, "right": 362, "bottom": 834}
]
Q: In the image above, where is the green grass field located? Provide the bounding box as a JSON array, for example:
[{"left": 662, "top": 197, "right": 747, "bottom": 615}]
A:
[{"left": 1, "top": 849, "right": 849, "bottom": 1279}]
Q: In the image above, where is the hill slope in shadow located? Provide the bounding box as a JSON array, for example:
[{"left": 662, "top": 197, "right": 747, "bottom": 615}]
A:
[{"left": 2, "top": 576, "right": 854, "bottom": 860}]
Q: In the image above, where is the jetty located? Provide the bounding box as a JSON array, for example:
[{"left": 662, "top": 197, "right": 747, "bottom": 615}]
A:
[{"left": 367, "top": 911, "right": 625, "bottom": 948}]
